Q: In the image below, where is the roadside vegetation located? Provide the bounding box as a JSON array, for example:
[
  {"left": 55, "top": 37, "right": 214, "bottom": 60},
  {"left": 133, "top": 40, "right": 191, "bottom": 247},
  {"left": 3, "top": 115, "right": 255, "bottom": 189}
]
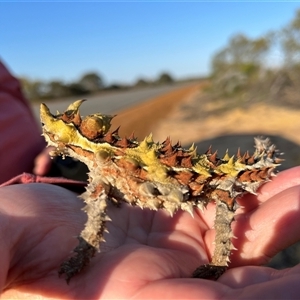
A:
[
  {"left": 207, "top": 9, "right": 300, "bottom": 110},
  {"left": 20, "top": 70, "right": 177, "bottom": 102}
]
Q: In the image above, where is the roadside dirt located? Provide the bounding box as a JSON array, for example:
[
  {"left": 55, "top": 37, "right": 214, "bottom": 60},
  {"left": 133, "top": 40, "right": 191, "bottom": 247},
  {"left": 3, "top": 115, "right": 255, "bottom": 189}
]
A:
[
  {"left": 154, "top": 97, "right": 300, "bottom": 169},
  {"left": 111, "top": 83, "right": 202, "bottom": 139}
]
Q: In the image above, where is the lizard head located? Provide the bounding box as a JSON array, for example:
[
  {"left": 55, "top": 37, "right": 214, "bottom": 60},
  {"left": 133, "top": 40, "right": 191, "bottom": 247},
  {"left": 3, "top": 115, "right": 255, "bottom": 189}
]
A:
[{"left": 40, "top": 100, "right": 115, "bottom": 141}]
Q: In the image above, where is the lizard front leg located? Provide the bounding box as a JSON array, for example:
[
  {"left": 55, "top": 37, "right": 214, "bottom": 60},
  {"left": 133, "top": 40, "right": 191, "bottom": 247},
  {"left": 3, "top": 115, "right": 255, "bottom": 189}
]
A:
[{"left": 59, "top": 186, "right": 109, "bottom": 283}]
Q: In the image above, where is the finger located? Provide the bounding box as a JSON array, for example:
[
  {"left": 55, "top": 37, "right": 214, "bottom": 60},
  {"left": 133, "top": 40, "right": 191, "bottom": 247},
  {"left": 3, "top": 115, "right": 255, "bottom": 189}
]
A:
[
  {"left": 133, "top": 268, "right": 300, "bottom": 300},
  {"left": 258, "top": 166, "right": 300, "bottom": 202},
  {"left": 232, "top": 185, "right": 300, "bottom": 266},
  {"left": 33, "top": 147, "right": 54, "bottom": 176},
  {"left": 236, "top": 166, "right": 300, "bottom": 214},
  {"left": 219, "top": 264, "right": 300, "bottom": 298},
  {"left": 125, "top": 277, "right": 229, "bottom": 299}
]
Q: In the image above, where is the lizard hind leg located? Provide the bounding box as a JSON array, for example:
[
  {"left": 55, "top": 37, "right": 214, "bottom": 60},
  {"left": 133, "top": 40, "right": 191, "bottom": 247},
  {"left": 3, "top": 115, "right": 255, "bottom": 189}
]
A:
[
  {"left": 192, "top": 200, "right": 236, "bottom": 280},
  {"left": 59, "top": 187, "right": 109, "bottom": 283}
]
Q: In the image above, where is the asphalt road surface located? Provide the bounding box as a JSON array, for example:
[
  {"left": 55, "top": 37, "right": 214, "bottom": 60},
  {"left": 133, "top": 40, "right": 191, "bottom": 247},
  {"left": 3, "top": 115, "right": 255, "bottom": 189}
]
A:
[{"left": 31, "top": 82, "right": 194, "bottom": 121}]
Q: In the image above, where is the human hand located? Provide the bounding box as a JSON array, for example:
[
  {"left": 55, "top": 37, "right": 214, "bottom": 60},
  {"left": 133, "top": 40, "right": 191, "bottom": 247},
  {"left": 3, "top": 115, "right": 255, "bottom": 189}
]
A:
[
  {"left": 33, "top": 147, "right": 54, "bottom": 176},
  {"left": 1, "top": 167, "right": 300, "bottom": 299}
]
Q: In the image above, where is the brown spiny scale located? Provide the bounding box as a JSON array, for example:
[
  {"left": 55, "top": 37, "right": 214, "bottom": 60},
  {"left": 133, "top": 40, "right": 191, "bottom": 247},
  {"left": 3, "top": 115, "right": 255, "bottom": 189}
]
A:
[
  {"left": 244, "top": 151, "right": 250, "bottom": 160},
  {"left": 238, "top": 170, "right": 252, "bottom": 182},
  {"left": 161, "top": 137, "right": 174, "bottom": 155},
  {"left": 59, "top": 100, "right": 86, "bottom": 125},
  {"left": 212, "top": 189, "right": 235, "bottom": 209},
  {"left": 240, "top": 151, "right": 250, "bottom": 163},
  {"left": 115, "top": 137, "right": 129, "bottom": 148},
  {"left": 127, "top": 132, "right": 137, "bottom": 143},
  {"left": 112, "top": 126, "right": 120, "bottom": 136},
  {"left": 247, "top": 154, "right": 256, "bottom": 165},
  {"left": 250, "top": 169, "right": 270, "bottom": 182},
  {"left": 258, "top": 168, "right": 270, "bottom": 180},
  {"left": 205, "top": 145, "right": 212, "bottom": 155},
  {"left": 175, "top": 149, "right": 184, "bottom": 159},
  {"left": 180, "top": 155, "right": 193, "bottom": 168},
  {"left": 239, "top": 153, "right": 246, "bottom": 163},
  {"left": 239, "top": 168, "right": 268, "bottom": 182},
  {"left": 175, "top": 150, "right": 194, "bottom": 167},
  {"left": 125, "top": 136, "right": 138, "bottom": 148},
  {"left": 73, "top": 111, "right": 82, "bottom": 127},
  {"left": 174, "top": 171, "right": 194, "bottom": 185},
  {"left": 208, "top": 151, "right": 218, "bottom": 164},
  {"left": 61, "top": 110, "right": 82, "bottom": 126},
  {"left": 72, "top": 111, "right": 82, "bottom": 126},
  {"left": 195, "top": 173, "right": 210, "bottom": 184},
  {"left": 173, "top": 141, "right": 182, "bottom": 149},
  {"left": 40, "top": 100, "right": 282, "bottom": 283},
  {"left": 189, "top": 181, "right": 205, "bottom": 196},
  {"left": 160, "top": 152, "right": 178, "bottom": 167},
  {"left": 102, "top": 131, "right": 115, "bottom": 144},
  {"left": 249, "top": 169, "right": 259, "bottom": 181}
]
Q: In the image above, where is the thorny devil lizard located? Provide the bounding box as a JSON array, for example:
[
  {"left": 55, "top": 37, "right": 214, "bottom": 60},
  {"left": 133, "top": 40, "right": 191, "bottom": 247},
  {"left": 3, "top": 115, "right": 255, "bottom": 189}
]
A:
[{"left": 40, "top": 99, "right": 282, "bottom": 283}]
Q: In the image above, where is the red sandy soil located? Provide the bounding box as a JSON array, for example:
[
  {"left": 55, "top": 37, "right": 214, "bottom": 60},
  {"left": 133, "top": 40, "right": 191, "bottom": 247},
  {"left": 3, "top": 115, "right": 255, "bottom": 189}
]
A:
[{"left": 111, "top": 83, "right": 202, "bottom": 139}]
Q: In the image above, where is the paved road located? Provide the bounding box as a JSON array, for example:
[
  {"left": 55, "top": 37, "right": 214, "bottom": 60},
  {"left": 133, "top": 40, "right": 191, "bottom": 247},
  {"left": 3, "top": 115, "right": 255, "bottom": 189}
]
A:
[{"left": 31, "top": 82, "right": 194, "bottom": 121}]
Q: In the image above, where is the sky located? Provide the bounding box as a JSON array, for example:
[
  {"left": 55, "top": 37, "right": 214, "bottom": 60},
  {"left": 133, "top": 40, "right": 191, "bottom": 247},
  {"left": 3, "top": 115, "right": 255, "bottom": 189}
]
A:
[{"left": 1, "top": 1, "right": 300, "bottom": 85}]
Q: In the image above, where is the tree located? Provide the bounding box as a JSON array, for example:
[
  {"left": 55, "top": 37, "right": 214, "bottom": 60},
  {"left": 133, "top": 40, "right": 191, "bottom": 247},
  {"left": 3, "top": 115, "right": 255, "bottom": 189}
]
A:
[
  {"left": 45, "top": 80, "right": 70, "bottom": 99},
  {"left": 134, "top": 78, "right": 150, "bottom": 87},
  {"left": 210, "top": 33, "right": 272, "bottom": 96},
  {"left": 280, "top": 9, "right": 300, "bottom": 67},
  {"left": 78, "top": 72, "right": 104, "bottom": 93},
  {"left": 67, "top": 82, "right": 89, "bottom": 96},
  {"left": 211, "top": 33, "right": 271, "bottom": 77},
  {"left": 19, "top": 77, "right": 45, "bottom": 100},
  {"left": 156, "top": 72, "right": 174, "bottom": 85}
]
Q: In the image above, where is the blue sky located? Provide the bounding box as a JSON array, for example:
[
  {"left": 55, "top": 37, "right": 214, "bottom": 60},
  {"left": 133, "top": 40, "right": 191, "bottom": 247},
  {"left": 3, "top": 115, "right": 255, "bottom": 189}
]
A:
[{"left": 1, "top": 2, "right": 300, "bottom": 84}]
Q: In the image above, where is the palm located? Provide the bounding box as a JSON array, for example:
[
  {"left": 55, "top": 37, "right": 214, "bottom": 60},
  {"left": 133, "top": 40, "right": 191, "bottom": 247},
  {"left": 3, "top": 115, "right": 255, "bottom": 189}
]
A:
[
  {"left": 3, "top": 190, "right": 214, "bottom": 298},
  {"left": 2, "top": 166, "right": 300, "bottom": 299}
]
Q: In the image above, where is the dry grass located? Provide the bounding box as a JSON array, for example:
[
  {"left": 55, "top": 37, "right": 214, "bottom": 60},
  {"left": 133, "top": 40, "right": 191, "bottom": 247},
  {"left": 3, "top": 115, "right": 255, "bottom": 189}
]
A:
[
  {"left": 154, "top": 97, "right": 300, "bottom": 147},
  {"left": 152, "top": 89, "right": 300, "bottom": 169}
]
